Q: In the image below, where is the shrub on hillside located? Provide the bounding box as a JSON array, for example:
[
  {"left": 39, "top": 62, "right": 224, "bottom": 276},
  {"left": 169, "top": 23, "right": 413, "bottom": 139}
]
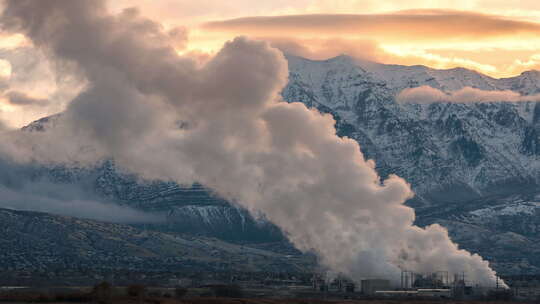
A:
[
  {"left": 211, "top": 284, "right": 243, "bottom": 298},
  {"left": 174, "top": 286, "right": 188, "bottom": 299},
  {"left": 92, "top": 281, "right": 112, "bottom": 304},
  {"left": 127, "top": 284, "right": 147, "bottom": 298}
]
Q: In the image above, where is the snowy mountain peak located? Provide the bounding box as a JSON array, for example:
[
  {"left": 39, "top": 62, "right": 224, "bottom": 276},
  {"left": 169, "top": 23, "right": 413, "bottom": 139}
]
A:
[
  {"left": 288, "top": 54, "right": 540, "bottom": 96},
  {"left": 284, "top": 55, "right": 540, "bottom": 198}
]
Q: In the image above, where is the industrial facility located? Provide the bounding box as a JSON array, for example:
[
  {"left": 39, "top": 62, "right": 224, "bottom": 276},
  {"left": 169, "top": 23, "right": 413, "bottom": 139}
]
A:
[{"left": 307, "top": 270, "right": 515, "bottom": 300}]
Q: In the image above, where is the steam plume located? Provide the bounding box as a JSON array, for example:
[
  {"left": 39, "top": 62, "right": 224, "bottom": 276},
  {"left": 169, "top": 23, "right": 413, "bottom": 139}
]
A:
[{"left": 0, "top": 0, "right": 503, "bottom": 286}]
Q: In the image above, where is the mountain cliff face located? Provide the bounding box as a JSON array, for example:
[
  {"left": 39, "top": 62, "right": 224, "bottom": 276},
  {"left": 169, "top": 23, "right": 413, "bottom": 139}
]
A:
[{"left": 5, "top": 55, "right": 540, "bottom": 275}]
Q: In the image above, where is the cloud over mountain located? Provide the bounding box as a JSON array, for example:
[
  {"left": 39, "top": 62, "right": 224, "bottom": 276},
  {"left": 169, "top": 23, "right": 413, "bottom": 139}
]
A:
[
  {"left": 203, "top": 10, "right": 540, "bottom": 42},
  {"left": 397, "top": 85, "right": 540, "bottom": 104}
]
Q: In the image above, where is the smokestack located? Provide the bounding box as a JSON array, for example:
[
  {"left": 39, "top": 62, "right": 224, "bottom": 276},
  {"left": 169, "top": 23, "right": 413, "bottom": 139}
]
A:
[{"left": 0, "top": 0, "right": 504, "bottom": 287}]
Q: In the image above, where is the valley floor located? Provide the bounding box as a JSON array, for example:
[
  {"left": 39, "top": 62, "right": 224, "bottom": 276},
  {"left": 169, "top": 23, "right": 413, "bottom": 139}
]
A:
[{"left": 3, "top": 300, "right": 529, "bottom": 304}]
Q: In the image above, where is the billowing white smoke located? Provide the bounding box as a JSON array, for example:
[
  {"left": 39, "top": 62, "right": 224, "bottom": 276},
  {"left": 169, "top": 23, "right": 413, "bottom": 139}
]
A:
[
  {"left": 397, "top": 85, "right": 540, "bottom": 104},
  {"left": 0, "top": 0, "right": 503, "bottom": 286}
]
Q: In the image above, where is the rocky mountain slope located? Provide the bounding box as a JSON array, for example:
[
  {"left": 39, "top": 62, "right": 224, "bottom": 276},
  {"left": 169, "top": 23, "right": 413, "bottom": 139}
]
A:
[
  {"left": 2, "top": 55, "right": 540, "bottom": 275},
  {"left": 0, "top": 208, "right": 312, "bottom": 276}
]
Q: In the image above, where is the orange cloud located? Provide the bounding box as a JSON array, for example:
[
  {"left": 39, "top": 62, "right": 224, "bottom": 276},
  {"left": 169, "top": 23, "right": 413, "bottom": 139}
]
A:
[
  {"left": 263, "top": 37, "right": 382, "bottom": 61},
  {"left": 102, "top": 1, "right": 540, "bottom": 78},
  {"left": 200, "top": 9, "right": 540, "bottom": 77},
  {"left": 253, "top": 37, "right": 498, "bottom": 76},
  {"left": 203, "top": 10, "right": 540, "bottom": 43}
]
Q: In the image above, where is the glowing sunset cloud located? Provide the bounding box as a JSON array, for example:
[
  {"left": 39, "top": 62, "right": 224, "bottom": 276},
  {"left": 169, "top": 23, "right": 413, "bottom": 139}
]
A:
[
  {"left": 203, "top": 11, "right": 540, "bottom": 41},
  {"left": 201, "top": 10, "right": 540, "bottom": 77},
  {"left": 4, "top": 0, "right": 540, "bottom": 77},
  {"left": 104, "top": 1, "right": 540, "bottom": 78},
  {"left": 99, "top": 0, "right": 540, "bottom": 77}
]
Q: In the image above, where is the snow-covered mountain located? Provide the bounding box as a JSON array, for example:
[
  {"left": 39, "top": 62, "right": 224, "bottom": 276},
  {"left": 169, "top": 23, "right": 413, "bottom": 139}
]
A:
[
  {"left": 4, "top": 55, "right": 540, "bottom": 275},
  {"left": 282, "top": 55, "right": 540, "bottom": 274},
  {"left": 283, "top": 54, "right": 539, "bottom": 205}
]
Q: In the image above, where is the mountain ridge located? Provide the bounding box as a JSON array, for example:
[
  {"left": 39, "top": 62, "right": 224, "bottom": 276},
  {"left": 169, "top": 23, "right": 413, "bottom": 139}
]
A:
[{"left": 2, "top": 54, "right": 539, "bottom": 275}]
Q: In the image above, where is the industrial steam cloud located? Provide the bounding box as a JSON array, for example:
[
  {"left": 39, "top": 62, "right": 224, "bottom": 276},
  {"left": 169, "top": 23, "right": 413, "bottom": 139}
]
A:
[{"left": 0, "top": 0, "right": 503, "bottom": 287}]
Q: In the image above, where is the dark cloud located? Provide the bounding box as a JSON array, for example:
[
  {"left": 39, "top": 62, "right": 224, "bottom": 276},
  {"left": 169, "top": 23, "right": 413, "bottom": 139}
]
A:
[
  {"left": 0, "top": 78, "right": 8, "bottom": 92},
  {"left": 4, "top": 90, "right": 49, "bottom": 106},
  {"left": 0, "top": 119, "right": 8, "bottom": 131},
  {"left": 168, "top": 26, "right": 189, "bottom": 50}
]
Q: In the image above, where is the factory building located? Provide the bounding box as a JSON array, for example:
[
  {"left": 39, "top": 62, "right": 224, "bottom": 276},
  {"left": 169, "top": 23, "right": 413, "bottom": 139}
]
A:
[{"left": 361, "top": 279, "right": 391, "bottom": 295}]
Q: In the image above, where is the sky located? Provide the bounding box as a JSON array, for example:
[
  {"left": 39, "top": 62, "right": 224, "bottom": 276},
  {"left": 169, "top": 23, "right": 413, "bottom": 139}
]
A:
[
  {"left": 1, "top": 0, "right": 540, "bottom": 127},
  {"left": 107, "top": 0, "right": 540, "bottom": 77}
]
